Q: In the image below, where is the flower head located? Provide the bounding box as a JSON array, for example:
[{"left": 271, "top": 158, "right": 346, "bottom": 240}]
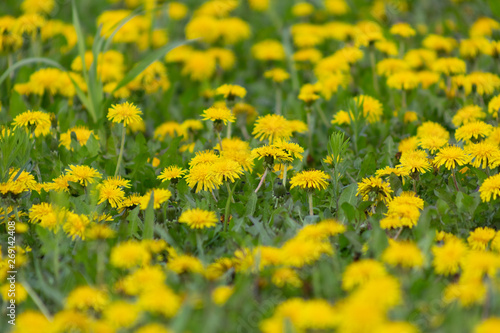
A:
[
  {"left": 455, "top": 121, "right": 493, "bottom": 143},
  {"left": 480, "top": 173, "right": 500, "bottom": 202},
  {"left": 215, "top": 84, "right": 246, "bottom": 99},
  {"left": 290, "top": 170, "right": 329, "bottom": 191},
  {"left": 433, "top": 146, "right": 470, "bottom": 170},
  {"left": 202, "top": 106, "right": 236, "bottom": 125},
  {"left": 158, "top": 166, "right": 187, "bottom": 182},
  {"left": 12, "top": 110, "right": 52, "bottom": 137},
  {"left": 252, "top": 114, "right": 292, "bottom": 143},
  {"left": 178, "top": 208, "right": 218, "bottom": 229},
  {"left": 356, "top": 176, "right": 393, "bottom": 203},
  {"left": 107, "top": 102, "right": 143, "bottom": 126},
  {"left": 65, "top": 165, "right": 102, "bottom": 186}
]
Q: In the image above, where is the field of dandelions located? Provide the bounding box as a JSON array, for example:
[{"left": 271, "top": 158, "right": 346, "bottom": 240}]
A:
[{"left": 2, "top": 0, "right": 500, "bottom": 332}]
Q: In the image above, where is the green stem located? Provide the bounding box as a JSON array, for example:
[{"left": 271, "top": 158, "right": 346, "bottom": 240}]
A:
[
  {"left": 255, "top": 168, "right": 268, "bottom": 193},
  {"left": 216, "top": 131, "right": 224, "bottom": 151},
  {"left": 452, "top": 169, "right": 459, "bottom": 191},
  {"left": 282, "top": 163, "right": 288, "bottom": 188},
  {"left": 226, "top": 122, "right": 232, "bottom": 139},
  {"left": 275, "top": 86, "right": 282, "bottom": 115},
  {"left": 196, "top": 232, "right": 205, "bottom": 259},
  {"left": 114, "top": 123, "right": 126, "bottom": 176},
  {"left": 53, "top": 232, "right": 60, "bottom": 284},
  {"left": 96, "top": 241, "right": 105, "bottom": 285},
  {"left": 307, "top": 111, "right": 313, "bottom": 153},
  {"left": 308, "top": 192, "right": 314, "bottom": 216},
  {"left": 21, "top": 280, "right": 53, "bottom": 321},
  {"left": 370, "top": 48, "right": 379, "bottom": 94},
  {"left": 224, "top": 186, "right": 232, "bottom": 232},
  {"left": 225, "top": 182, "right": 235, "bottom": 203},
  {"left": 401, "top": 89, "right": 407, "bottom": 111},
  {"left": 315, "top": 104, "right": 329, "bottom": 127}
]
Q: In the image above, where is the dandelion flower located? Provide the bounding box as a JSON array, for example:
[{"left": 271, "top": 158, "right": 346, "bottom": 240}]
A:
[
  {"left": 86, "top": 224, "right": 116, "bottom": 240},
  {"left": 390, "top": 22, "right": 416, "bottom": 38},
  {"left": 252, "top": 114, "right": 292, "bottom": 143},
  {"left": 465, "top": 142, "right": 500, "bottom": 168},
  {"left": 110, "top": 240, "right": 151, "bottom": 269},
  {"left": 290, "top": 170, "right": 329, "bottom": 190},
  {"left": 264, "top": 68, "right": 290, "bottom": 83},
  {"left": 107, "top": 102, "right": 143, "bottom": 126},
  {"left": 474, "top": 318, "right": 500, "bottom": 333},
  {"left": 468, "top": 227, "right": 496, "bottom": 250},
  {"left": 139, "top": 188, "right": 172, "bottom": 210},
  {"left": 398, "top": 149, "right": 431, "bottom": 174},
  {"left": 97, "top": 183, "right": 125, "bottom": 208},
  {"left": 216, "top": 84, "right": 246, "bottom": 99},
  {"left": 342, "top": 259, "right": 387, "bottom": 291},
  {"left": 212, "top": 286, "right": 234, "bottom": 305},
  {"left": 381, "top": 239, "right": 424, "bottom": 268},
  {"left": 480, "top": 173, "right": 500, "bottom": 202},
  {"left": 433, "top": 146, "right": 470, "bottom": 170},
  {"left": 209, "top": 158, "right": 244, "bottom": 183},
  {"left": 201, "top": 106, "right": 236, "bottom": 125},
  {"left": 356, "top": 176, "right": 393, "bottom": 203},
  {"left": 65, "top": 286, "right": 108, "bottom": 312},
  {"left": 158, "top": 166, "right": 187, "bottom": 182},
  {"left": 178, "top": 208, "right": 218, "bottom": 229},
  {"left": 452, "top": 105, "right": 486, "bottom": 127},
  {"left": 432, "top": 239, "right": 468, "bottom": 276},
  {"left": 185, "top": 164, "right": 223, "bottom": 193},
  {"left": 455, "top": 121, "right": 493, "bottom": 143},
  {"left": 65, "top": 165, "right": 102, "bottom": 186},
  {"left": 12, "top": 110, "right": 52, "bottom": 137}
]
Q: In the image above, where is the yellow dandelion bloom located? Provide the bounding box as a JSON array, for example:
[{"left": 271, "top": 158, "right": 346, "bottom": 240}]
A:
[
  {"left": 103, "top": 301, "right": 140, "bottom": 329},
  {"left": 97, "top": 183, "right": 125, "bottom": 208},
  {"left": 465, "top": 142, "right": 500, "bottom": 168},
  {"left": 139, "top": 188, "right": 172, "bottom": 210},
  {"left": 264, "top": 68, "right": 290, "bottom": 83},
  {"left": 185, "top": 164, "right": 223, "bottom": 193},
  {"left": 110, "top": 240, "right": 151, "bottom": 269},
  {"left": 398, "top": 149, "right": 431, "bottom": 174},
  {"left": 356, "top": 176, "right": 393, "bottom": 203},
  {"left": 289, "top": 170, "right": 329, "bottom": 190},
  {"left": 480, "top": 173, "right": 500, "bottom": 202},
  {"left": 178, "top": 208, "right": 218, "bottom": 229},
  {"left": 354, "top": 95, "right": 383, "bottom": 123},
  {"left": 107, "top": 102, "right": 143, "bottom": 126},
  {"left": 65, "top": 165, "right": 102, "bottom": 186},
  {"left": 468, "top": 227, "right": 496, "bottom": 250},
  {"left": 390, "top": 22, "right": 416, "bottom": 38},
  {"left": 432, "top": 238, "right": 468, "bottom": 276},
  {"left": 252, "top": 114, "right": 292, "bottom": 143},
  {"left": 86, "top": 224, "right": 116, "bottom": 240},
  {"left": 12, "top": 110, "right": 52, "bottom": 137},
  {"left": 488, "top": 95, "right": 500, "bottom": 118},
  {"left": 252, "top": 39, "right": 285, "bottom": 61},
  {"left": 158, "top": 166, "right": 187, "bottom": 182},
  {"left": 209, "top": 158, "right": 244, "bottom": 183},
  {"left": 211, "top": 286, "right": 234, "bottom": 306},
  {"left": 59, "top": 126, "right": 99, "bottom": 150},
  {"left": 433, "top": 146, "right": 470, "bottom": 170},
  {"left": 382, "top": 239, "right": 424, "bottom": 268},
  {"left": 342, "top": 259, "right": 387, "bottom": 291},
  {"left": 443, "top": 277, "right": 486, "bottom": 307},
  {"left": 271, "top": 268, "right": 303, "bottom": 288},
  {"left": 474, "top": 318, "right": 500, "bottom": 333},
  {"left": 65, "top": 286, "right": 108, "bottom": 312},
  {"left": 201, "top": 106, "right": 236, "bottom": 125},
  {"left": 215, "top": 84, "right": 246, "bottom": 99},
  {"left": 63, "top": 212, "right": 90, "bottom": 240}
]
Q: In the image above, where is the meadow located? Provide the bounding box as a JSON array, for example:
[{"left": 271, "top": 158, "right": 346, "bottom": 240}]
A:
[{"left": 1, "top": 0, "right": 500, "bottom": 332}]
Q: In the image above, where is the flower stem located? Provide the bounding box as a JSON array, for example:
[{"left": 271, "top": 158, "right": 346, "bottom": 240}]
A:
[
  {"left": 216, "top": 131, "right": 224, "bottom": 151},
  {"left": 226, "top": 122, "right": 232, "bottom": 139},
  {"left": 283, "top": 163, "right": 288, "bottom": 188},
  {"left": 224, "top": 185, "right": 232, "bottom": 232},
  {"left": 196, "top": 232, "right": 205, "bottom": 259},
  {"left": 115, "top": 123, "right": 126, "bottom": 176},
  {"left": 370, "top": 48, "right": 379, "bottom": 94},
  {"left": 226, "top": 182, "right": 235, "bottom": 203},
  {"left": 255, "top": 168, "right": 268, "bottom": 193},
  {"left": 308, "top": 192, "right": 314, "bottom": 216},
  {"left": 22, "top": 280, "right": 53, "bottom": 321},
  {"left": 452, "top": 169, "right": 459, "bottom": 191},
  {"left": 96, "top": 241, "right": 105, "bottom": 285},
  {"left": 275, "top": 86, "right": 282, "bottom": 115}
]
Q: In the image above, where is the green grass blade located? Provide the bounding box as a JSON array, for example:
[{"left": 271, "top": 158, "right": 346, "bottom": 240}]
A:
[
  {"left": 143, "top": 191, "right": 155, "bottom": 239},
  {"left": 113, "top": 40, "right": 195, "bottom": 93},
  {"left": 0, "top": 57, "right": 64, "bottom": 87},
  {"left": 71, "top": 0, "right": 89, "bottom": 83}
]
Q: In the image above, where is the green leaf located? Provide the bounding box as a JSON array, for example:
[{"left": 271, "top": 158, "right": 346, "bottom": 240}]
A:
[
  {"left": 341, "top": 202, "right": 356, "bottom": 222},
  {"left": 0, "top": 57, "right": 65, "bottom": 87},
  {"left": 113, "top": 40, "right": 195, "bottom": 93},
  {"left": 72, "top": 0, "right": 88, "bottom": 82},
  {"left": 246, "top": 192, "right": 257, "bottom": 217},
  {"left": 338, "top": 183, "right": 358, "bottom": 208},
  {"left": 143, "top": 191, "right": 155, "bottom": 239},
  {"left": 126, "top": 206, "right": 141, "bottom": 238}
]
